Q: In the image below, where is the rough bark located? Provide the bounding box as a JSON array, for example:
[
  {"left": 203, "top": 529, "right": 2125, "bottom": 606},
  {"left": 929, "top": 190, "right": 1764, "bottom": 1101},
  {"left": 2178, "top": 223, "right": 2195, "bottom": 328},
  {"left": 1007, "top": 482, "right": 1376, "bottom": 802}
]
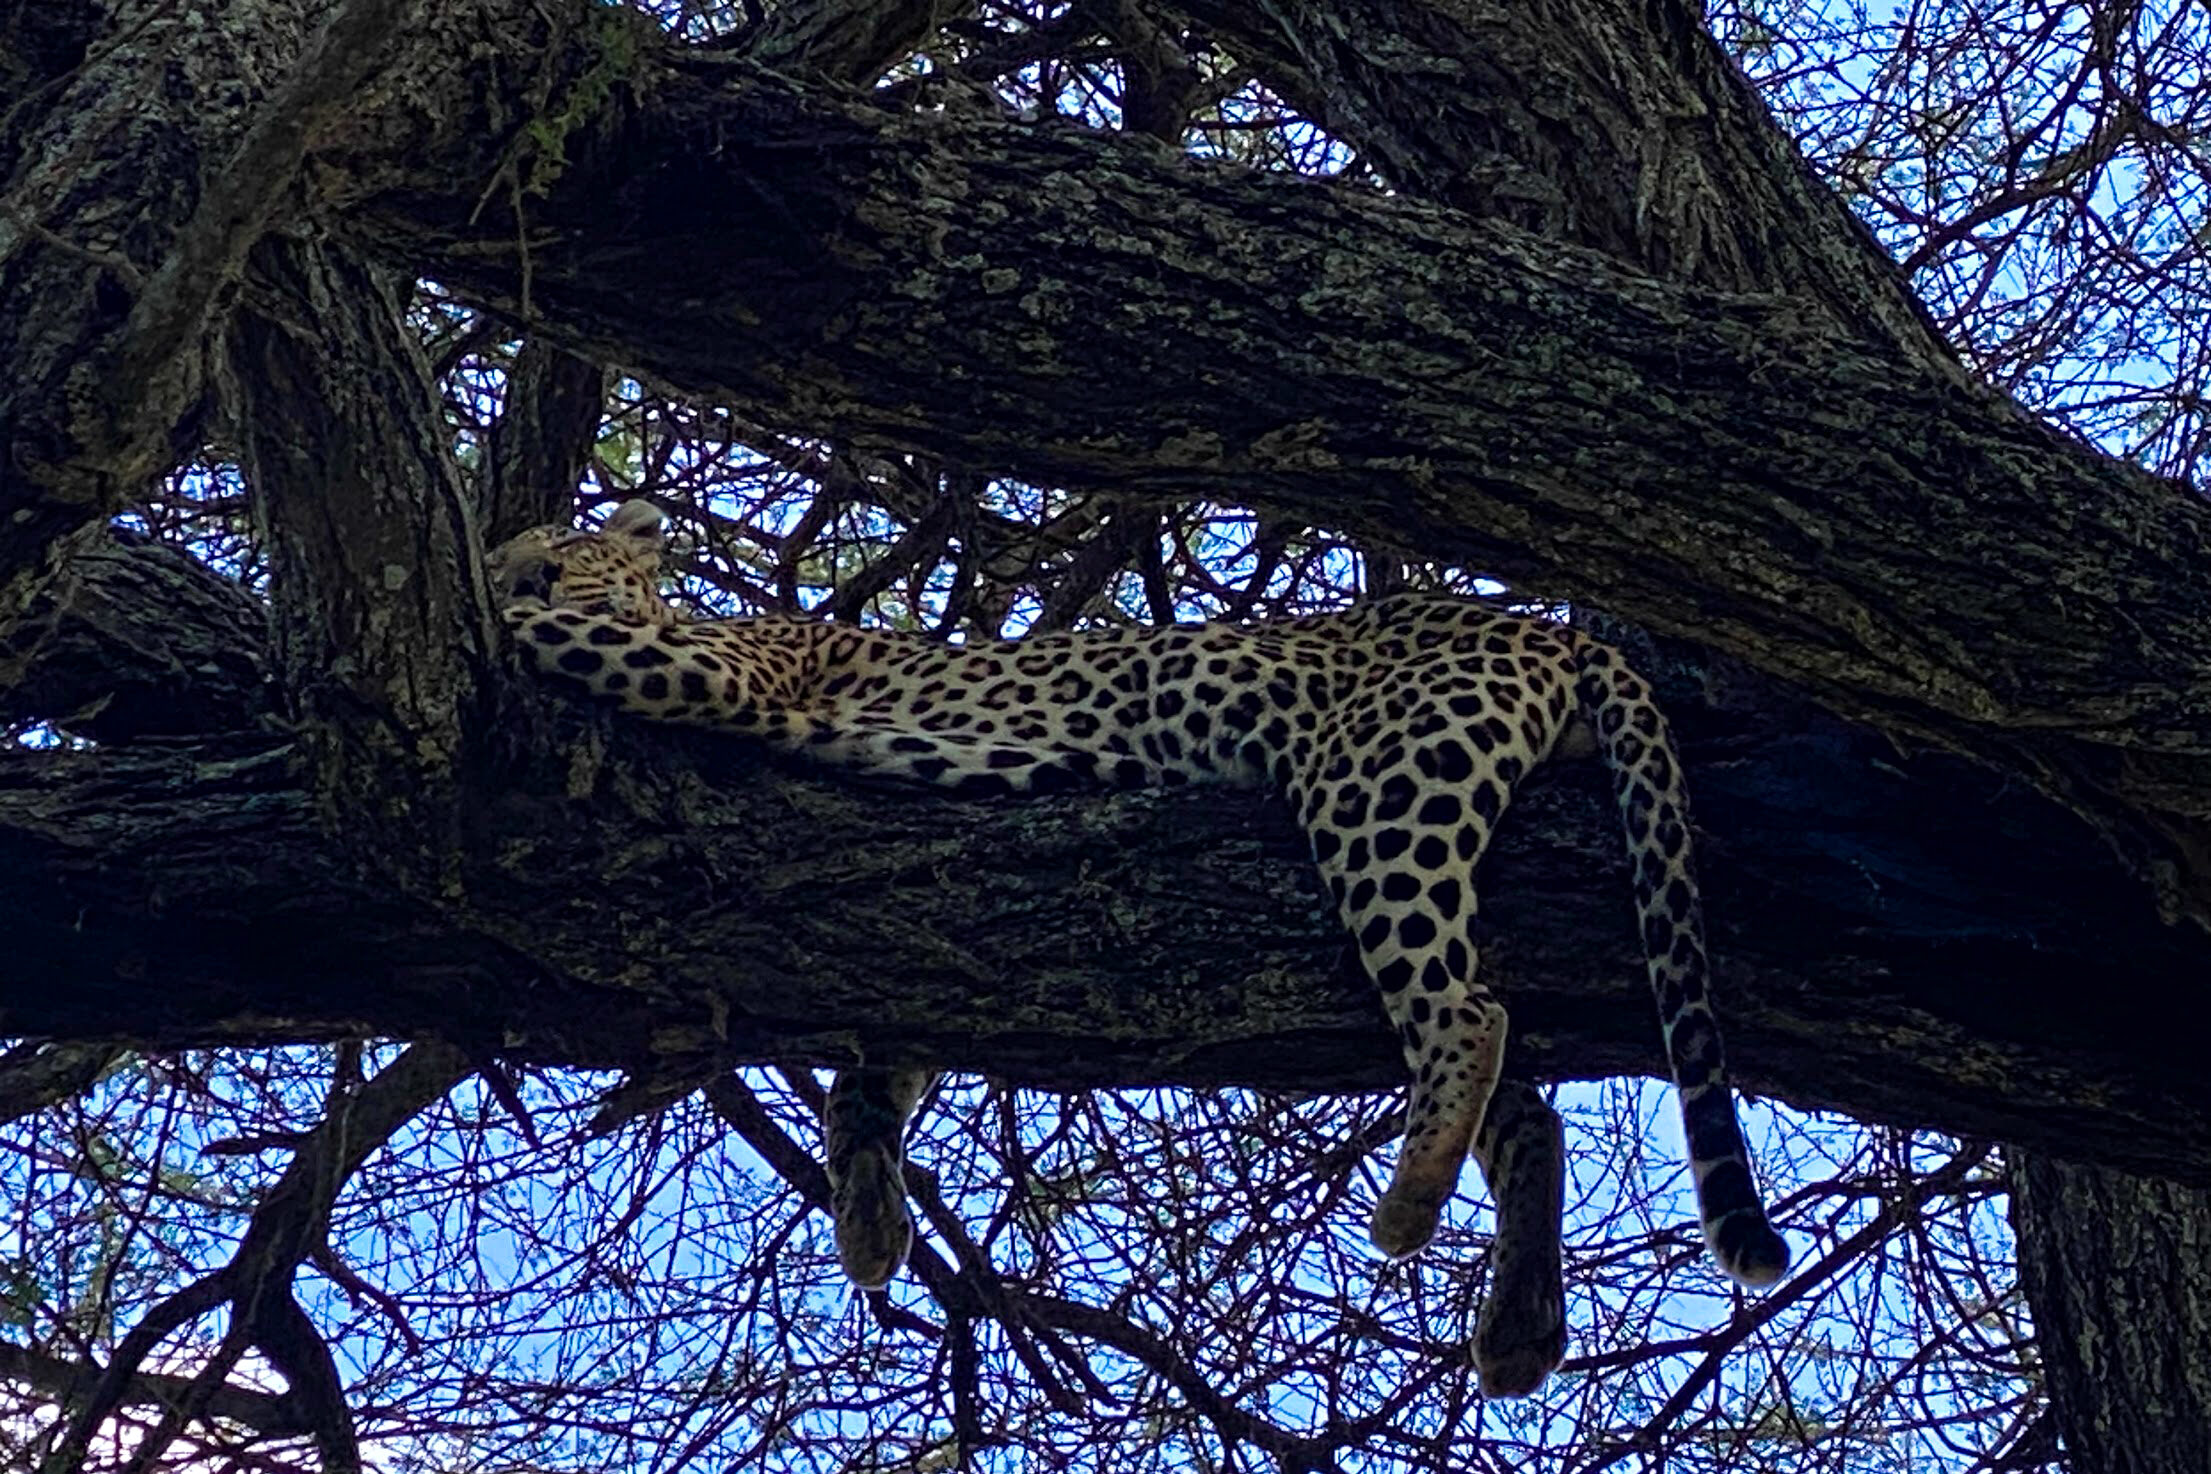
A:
[
  {"left": 2, "top": 539, "right": 2207, "bottom": 1191},
  {"left": 0, "top": 530, "right": 271, "bottom": 741},
  {"left": 1168, "top": 0, "right": 1954, "bottom": 363},
  {"left": 744, "top": 0, "right": 975, "bottom": 84},
  {"left": 0, "top": 0, "right": 415, "bottom": 625},
  {"left": 225, "top": 232, "right": 497, "bottom": 879},
  {"left": 483, "top": 338, "right": 607, "bottom": 543},
  {"left": 9, "top": 3, "right": 2211, "bottom": 921},
  {"left": 292, "top": 21, "right": 2211, "bottom": 925},
  {"left": 2011, "top": 1156, "right": 2211, "bottom": 1474}
]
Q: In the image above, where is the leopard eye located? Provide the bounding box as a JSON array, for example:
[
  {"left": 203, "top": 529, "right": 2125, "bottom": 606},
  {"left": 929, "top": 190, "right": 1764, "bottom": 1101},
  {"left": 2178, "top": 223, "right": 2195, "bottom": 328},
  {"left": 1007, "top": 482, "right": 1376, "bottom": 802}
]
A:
[{"left": 509, "top": 561, "right": 559, "bottom": 599}]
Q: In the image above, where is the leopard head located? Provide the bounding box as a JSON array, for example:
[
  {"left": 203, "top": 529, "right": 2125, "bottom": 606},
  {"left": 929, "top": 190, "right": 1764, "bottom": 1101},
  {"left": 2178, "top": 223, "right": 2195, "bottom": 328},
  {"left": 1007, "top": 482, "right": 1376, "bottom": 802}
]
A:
[{"left": 488, "top": 499, "right": 679, "bottom": 625}]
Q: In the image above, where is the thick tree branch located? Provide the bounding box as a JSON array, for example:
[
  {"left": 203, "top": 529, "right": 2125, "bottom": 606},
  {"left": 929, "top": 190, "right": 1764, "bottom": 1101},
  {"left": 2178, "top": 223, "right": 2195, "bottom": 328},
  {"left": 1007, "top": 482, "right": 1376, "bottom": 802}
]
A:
[
  {"left": 279, "top": 20, "right": 2211, "bottom": 918},
  {"left": 0, "top": 1043, "right": 126, "bottom": 1125},
  {"left": 0, "top": 528, "right": 271, "bottom": 742},
  {"left": 1167, "top": 0, "right": 1954, "bottom": 362},
  {"left": 483, "top": 338, "right": 607, "bottom": 542},
  {"left": 0, "top": 542, "right": 2205, "bottom": 1185},
  {"left": 0, "top": 0, "right": 401, "bottom": 626},
  {"left": 39, "top": 1042, "right": 467, "bottom": 1474},
  {"left": 95, "top": 0, "right": 423, "bottom": 475},
  {"left": 226, "top": 232, "right": 497, "bottom": 881},
  {"left": 743, "top": 0, "right": 974, "bottom": 85}
]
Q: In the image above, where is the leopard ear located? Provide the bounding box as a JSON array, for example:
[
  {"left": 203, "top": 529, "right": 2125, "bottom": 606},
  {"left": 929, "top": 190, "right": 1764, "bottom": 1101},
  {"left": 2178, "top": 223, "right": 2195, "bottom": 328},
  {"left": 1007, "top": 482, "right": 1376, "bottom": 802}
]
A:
[
  {"left": 485, "top": 527, "right": 556, "bottom": 603},
  {"left": 602, "top": 499, "right": 668, "bottom": 555}
]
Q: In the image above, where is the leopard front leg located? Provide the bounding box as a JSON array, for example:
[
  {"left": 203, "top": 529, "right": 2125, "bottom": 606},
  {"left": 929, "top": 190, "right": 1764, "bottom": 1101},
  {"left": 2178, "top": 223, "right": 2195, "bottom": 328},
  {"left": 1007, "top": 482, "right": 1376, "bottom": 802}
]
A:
[
  {"left": 1467, "top": 1081, "right": 1567, "bottom": 1398},
  {"left": 823, "top": 1066, "right": 938, "bottom": 1289}
]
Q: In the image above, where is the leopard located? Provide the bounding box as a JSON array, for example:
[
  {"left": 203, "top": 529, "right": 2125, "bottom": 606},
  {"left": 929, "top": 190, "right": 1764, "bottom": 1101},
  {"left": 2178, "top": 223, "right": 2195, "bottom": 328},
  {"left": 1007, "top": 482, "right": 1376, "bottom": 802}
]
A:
[{"left": 488, "top": 499, "right": 1791, "bottom": 1397}]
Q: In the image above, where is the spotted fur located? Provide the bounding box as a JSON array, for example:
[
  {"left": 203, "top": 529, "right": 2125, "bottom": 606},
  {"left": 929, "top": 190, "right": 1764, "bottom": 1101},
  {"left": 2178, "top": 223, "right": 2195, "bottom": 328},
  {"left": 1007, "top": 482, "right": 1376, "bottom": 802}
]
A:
[{"left": 489, "top": 501, "right": 1790, "bottom": 1394}]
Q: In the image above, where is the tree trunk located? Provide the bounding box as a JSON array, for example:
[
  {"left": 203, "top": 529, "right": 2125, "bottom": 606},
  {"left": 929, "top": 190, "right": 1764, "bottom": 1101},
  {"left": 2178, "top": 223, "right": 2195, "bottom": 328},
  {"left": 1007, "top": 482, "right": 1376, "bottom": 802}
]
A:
[{"left": 2011, "top": 1157, "right": 2211, "bottom": 1474}]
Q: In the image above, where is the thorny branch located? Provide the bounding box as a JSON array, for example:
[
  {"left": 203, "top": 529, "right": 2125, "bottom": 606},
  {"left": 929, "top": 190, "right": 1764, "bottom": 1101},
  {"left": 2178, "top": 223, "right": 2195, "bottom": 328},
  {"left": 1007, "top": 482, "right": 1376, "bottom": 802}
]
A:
[
  {"left": 33, "top": 1044, "right": 468, "bottom": 1474},
  {"left": 703, "top": 1074, "right": 1396, "bottom": 1470}
]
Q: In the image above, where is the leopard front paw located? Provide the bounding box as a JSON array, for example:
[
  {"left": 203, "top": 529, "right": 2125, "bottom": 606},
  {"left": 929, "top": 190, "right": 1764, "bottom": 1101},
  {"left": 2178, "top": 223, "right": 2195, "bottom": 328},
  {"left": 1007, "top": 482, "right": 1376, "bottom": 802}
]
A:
[{"left": 831, "top": 1153, "right": 915, "bottom": 1290}]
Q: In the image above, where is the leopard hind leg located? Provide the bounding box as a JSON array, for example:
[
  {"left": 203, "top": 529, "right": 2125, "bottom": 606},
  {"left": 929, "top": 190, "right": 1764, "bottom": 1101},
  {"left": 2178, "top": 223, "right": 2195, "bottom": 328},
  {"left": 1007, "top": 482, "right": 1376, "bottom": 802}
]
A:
[
  {"left": 1293, "top": 698, "right": 1512, "bottom": 1261},
  {"left": 1468, "top": 1081, "right": 1567, "bottom": 1399},
  {"left": 823, "top": 1066, "right": 938, "bottom": 1288}
]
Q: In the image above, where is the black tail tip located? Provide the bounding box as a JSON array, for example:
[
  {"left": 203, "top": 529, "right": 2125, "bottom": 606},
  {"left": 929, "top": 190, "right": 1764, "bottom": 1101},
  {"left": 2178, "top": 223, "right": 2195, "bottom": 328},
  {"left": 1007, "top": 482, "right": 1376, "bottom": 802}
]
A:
[{"left": 1711, "top": 1212, "right": 1790, "bottom": 1288}]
